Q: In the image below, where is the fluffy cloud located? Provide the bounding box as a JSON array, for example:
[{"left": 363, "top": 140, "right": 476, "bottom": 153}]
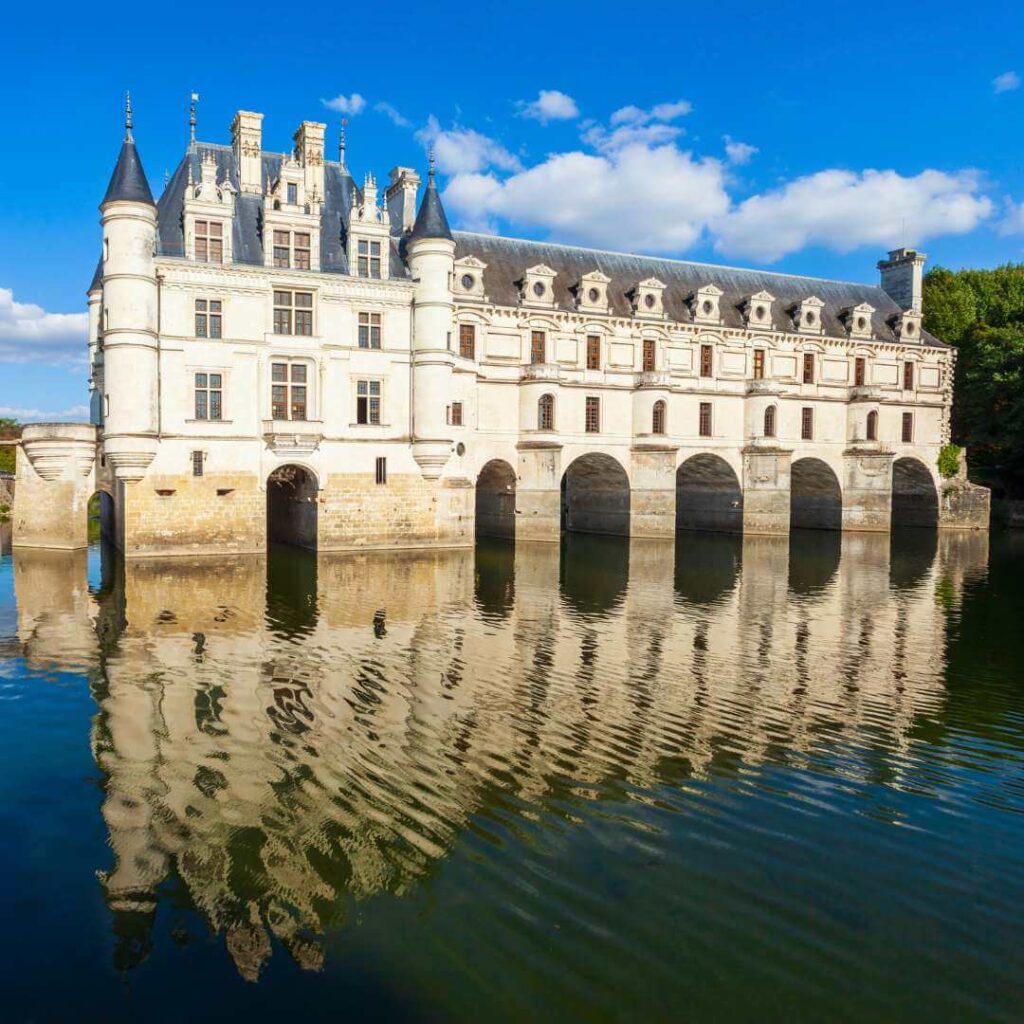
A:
[
  {"left": 518, "top": 90, "right": 579, "bottom": 124},
  {"left": 714, "top": 168, "right": 993, "bottom": 262},
  {"left": 992, "top": 71, "right": 1020, "bottom": 94},
  {"left": 375, "top": 101, "right": 411, "bottom": 127},
  {"left": 582, "top": 99, "right": 692, "bottom": 153},
  {"left": 997, "top": 198, "right": 1024, "bottom": 236},
  {"left": 0, "top": 403, "right": 89, "bottom": 422},
  {"left": 610, "top": 100, "right": 692, "bottom": 125},
  {"left": 0, "top": 287, "right": 88, "bottom": 366},
  {"left": 415, "top": 115, "right": 521, "bottom": 175},
  {"left": 723, "top": 136, "right": 758, "bottom": 166},
  {"left": 321, "top": 93, "right": 366, "bottom": 115}
]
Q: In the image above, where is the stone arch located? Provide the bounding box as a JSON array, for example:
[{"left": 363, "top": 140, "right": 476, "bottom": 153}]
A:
[
  {"left": 475, "top": 459, "right": 517, "bottom": 540},
  {"left": 88, "top": 489, "right": 116, "bottom": 545},
  {"left": 267, "top": 464, "right": 319, "bottom": 549},
  {"left": 790, "top": 457, "right": 842, "bottom": 531},
  {"left": 891, "top": 456, "right": 939, "bottom": 528},
  {"left": 561, "top": 452, "right": 630, "bottom": 536},
  {"left": 676, "top": 453, "right": 743, "bottom": 532}
]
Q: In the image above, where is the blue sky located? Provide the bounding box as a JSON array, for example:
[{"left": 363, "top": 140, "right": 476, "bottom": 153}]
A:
[{"left": 1, "top": 0, "right": 1022, "bottom": 419}]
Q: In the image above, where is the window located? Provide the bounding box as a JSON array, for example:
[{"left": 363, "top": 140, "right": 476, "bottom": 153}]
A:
[
  {"left": 271, "top": 362, "right": 308, "bottom": 421},
  {"left": 273, "top": 291, "right": 313, "bottom": 336},
  {"left": 803, "top": 353, "right": 815, "bottom": 384},
  {"left": 538, "top": 393, "right": 555, "bottom": 430},
  {"left": 586, "top": 334, "right": 601, "bottom": 370},
  {"left": 356, "top": 380, "right": 381, "bottom": 425},
  {"left": 699, "top": 401, "right": 712, "bottom": 437},
  {"left": 294, "top": 233, "right": 310, "bottom": 271},
  {"left": 272, "top": 231, "right": 310, "bottom": 270},
  {"left": 585, "top": 396, "right": 600, "bottom": 433},
  {"left": 652, "top": 400, "right": 666, "bottom": 435},
  {"left": 191, "top": 451, "right": 204, "bottom": 477},
  {"left": 459, "top": 324, "right": 476, "bottom": 360},
  {"left": 801, "top": 407, "right": 814, "bottom": 440},
  {"left": 643, "top": 339, "right": 657, "bottom": 372},
  {"left": 358, "top": 312, "right": 382, "bottom": 349},
  {"left": 195, "top": 299, "right": 222, "bottom": 339},
  {"left": 753, "top": 349, "right": 765, "bottom": 380},
  {"left": 903, "top": 361, "right": 914, "bottom": 391},
  {"left": 866, "top": 409, "right": 878, "bottom": 441},
  {"left": 531, "top": 330, "right": 546, "bottom": 365},
  {"left": 855, "top": 357, "right": 866, "bottom": 387},
  {"left": 287, "top": 182, "right": 298, "bottom": 205},
  {"left": 375, "top": 456, "right": 387, "bottom": 485},
  {"left": 194, "top": 220, "right": 223, "bottom": 262},
  {"left": 764, "top": 405, "right": 776, "bottom": 438},
  {"left": 700, "top": 344, "right": 713, "bottom": 378},
  {"left": 449, "top": 401, "right": 463, "bottom": 426},
  {"left": 194, "top": 372, "right": 223, "bottom": 421},
  {"left": 273, "top": 230, "right": 290, "bottom": 268},
  {"left": 357, "top": 238, "right": 383, "bottom": 278},
  {"left": 902, "top": 412, "right": 914, "bottom": 443}
]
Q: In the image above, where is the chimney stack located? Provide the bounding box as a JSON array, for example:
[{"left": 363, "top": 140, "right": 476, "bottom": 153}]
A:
[
  {"left": 231, "top": 111, "right": 263, "bottom": 194},
  {"left": 386, "top": 167, "right": 421, "bottom": 235},
  {"left": 878, "top": 248, "right": 927, "bottom": 313},
  {"left": 293, "top": 121, "right": 326, "bottom": 201}
]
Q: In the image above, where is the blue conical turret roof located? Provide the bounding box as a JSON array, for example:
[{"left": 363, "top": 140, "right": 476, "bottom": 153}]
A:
[{"left": 407, "top": 155, "right": 452, "bottom": 243}]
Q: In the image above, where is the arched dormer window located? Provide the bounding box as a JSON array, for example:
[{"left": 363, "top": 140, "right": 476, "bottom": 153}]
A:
[
  {"left": 866, "top": 409, "right": 878, "bottom": 442},
  {"left": 538, "top": 393, "right": 555, "bottom": 431},
  {"left": 764, "top": 405, "right": 777, "bottom": 438},
  {"left": 652, "top": 400, "right": 666, "bottom": 435}
]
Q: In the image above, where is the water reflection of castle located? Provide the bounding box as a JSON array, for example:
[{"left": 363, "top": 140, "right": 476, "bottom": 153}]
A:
[{"left": 10, "top": 531, "right": 989, "bottom": 979}]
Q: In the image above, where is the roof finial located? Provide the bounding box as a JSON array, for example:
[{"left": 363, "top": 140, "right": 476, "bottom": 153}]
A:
[
  {"left": 125, "top": 91, "right": 133, "bottom": 142},
  {"left": 189, "top": 91, "right": 199, "bottom": 146},
  {"left": 428, "top": 147, "right": 436, "bottom": 183},
  {"left": 339, "top": 117, "right": 348, "bottom": 166}
]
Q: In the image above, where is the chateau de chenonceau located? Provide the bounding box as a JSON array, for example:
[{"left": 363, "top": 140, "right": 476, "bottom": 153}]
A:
[{"left": 10, "top": 102, "right": 989, "bottom": 555}]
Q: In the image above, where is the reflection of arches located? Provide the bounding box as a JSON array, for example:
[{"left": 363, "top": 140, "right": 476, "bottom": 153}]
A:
[
  {"left": 891, "top": 457, "right": 938, "bottom": 527},
  {"left": 788, "top": 529, "right": 841, "bottom": 595},
  {"left": 475, "top": 459, "right": 516, "bottom": 540},
  {"left": 890, "top": 527, "right": 937, "bottom": 590},
  {"left": 676, "top": 454, "right": 742, "bottom": 532},
  {"left": 674, "top": 532, "right": 741, "bottom": 605},
  {"left": 88, "top": 490, "right": 115, "bottom": 544},
  {"left": 538, "top": 393, "right": 555, "bottom": 430},
  {"left": 790, "top": 457, "right": 842, "bottom": 531},
  {"left": 560, "top": 533, "right": 628, "bottom": 615},
  {"left": 474, "top": 537, "right": 515, "bottom": 619},
  {"left": 267, "top": 465, "right": 318, "bottom": 549},
  {"left": 561, "top": 453, "right": 630, "bottom": 536}
]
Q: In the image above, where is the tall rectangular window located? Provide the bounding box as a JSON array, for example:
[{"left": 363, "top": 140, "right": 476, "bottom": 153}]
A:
[
  {"left": 855, "top": 356, "right": 866, "bottom": 386},
  {"left": 903, "top": 361, "right": 914, "bottom": 391},
  {"left": 698, "top": 401, "right": 712, "bottom": 437},
  {"left": 448, "top": 401, "right": 464, "bottom": 426},
  {"left": 643, "top": 339, "right": 657, "bottom": 372},
  {"left": 271, "top": 362, "right": 308, "bottom": 421},
  {"left": 191, "top": 451, "right": 204, "bottom": 477},
  {"left": 586, "top": 334, "right": 601, "bottom": 370},
  {"left": 357, "top": 239, "right": 383, "bottom": 278},
  {"left": 194, "top": 372, "right": 222, "bottom": 421},
  {"left": 195, "top": 220, "right": 223, "bottom": 262},
  {"left": 585, "top": 396, "right": 600, "bottom": 433},
  {"left": 459, "top": 324, "right": 476, "bottom": 360},
  {"left": 902, "top": 412, "right": 914, "bottom": 443},
  {"left": 375, "top": 456, "right": 387, "bottom": 485},
  {"left": 753, "top": 349, "right": 765, "bottom": 380},
  {"left": 273, "top": 230, "right": 291, "bottom": 268},
  {"left": 294, "top": 232, "right": 311, "bottom": 271},
  {"left": 195, "top": 299, "right": 222, "bottom": 339},
  {"left": 356, "top": 380, "right": 381, "bottom": 425},
  {"left": 801, "top": 407, "right": 814, "bottom": 440},
  {"left": 531, "top": 331, "right": 546, "bottom": 364},
  {"left": 273, "top": 291, "right": 313, "bottom": 336},
  {"left": 803, "top": 353, "right": 815, "bottom": 384},
  {"left": 358, "top": 312, "right": 382, "bottom": 349},
  {"left": 700, "top": 344, "right": 713, "bottom": 378},
  {"left": 287, "top": 182, "right": 298, "bottom": 205}
]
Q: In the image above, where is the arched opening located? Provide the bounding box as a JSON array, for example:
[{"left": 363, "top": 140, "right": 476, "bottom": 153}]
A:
[
  {"left": 88, "top": 490, "right": 115, "bottom": 545},
  {"left": 538, "top": 393, "right": 555, "bottom": 430},
  {"left": 790, "top": 457, "right": 842, "bottom": 531},
  {"left": 866, "top": 410, "right": 878, "bottom": 442},
  {"left": 652, "top": 400, "right": 666, "bottom": 436},
  {"left": 676, "top": 454, "right": 742, "bottom": 533},
  {"left": 561, "top": 453, "right": 630, "bottom": 536},
  {"left": 891, "top": 456, "right": 939, "bottom": 528},
  {"left": 475, "top": 459, "right": 517, "bottom": 540},
  {"left": 764, "top": 405, "right": 777, "bottom": 439},
  {"left": 267, "top": 465, "right": 318, "bottom": 550}
]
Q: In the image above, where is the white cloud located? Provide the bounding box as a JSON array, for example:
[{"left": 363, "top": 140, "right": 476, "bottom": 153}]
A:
[
  {"left": 992, "top": 71, "right": 1020, "bottom": 94},
  {"left": 321, "top": 93, "right": 366, "bottom": 115},
  {"left": 724, "top": 136, "right": 758, "bottom": 166},
  {"left": 375, "top": 101, "right": 411, "bottom": 127},
  {"left": 0, "top": 404, "right": 89, "bottom": 423},
  {"left": 610, "top": 100, "right": 692, "bottom": 126},
  {"left": 713, "top": 168, "right": 993, "bottom": 263},
  {"left": 583, "top": 99, "right": 692, "bottom": 153},
  {"left": 518, "top": 90, "right": 579, "bottom": 124},
  {"left": 415, "top": 115, "right": 521, "bottom": 175},
  {"left": 0, "top": 287, "right": 88, "bottom": 366},
  {"left": 997, "top": 198, "right": 1024, "bottom": 236}
]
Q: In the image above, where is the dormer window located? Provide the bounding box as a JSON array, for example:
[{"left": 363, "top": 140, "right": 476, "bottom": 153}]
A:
[
  {"left": 632, "top": 278, "right": 666, "bottom": 318},
  {"left": 195, "top": 220, "right": 223, "bottom": 262},
  {"left": 743, "top": 290, "right": 775, "bottom": 329},
  {"left": 358, "top": 239, "right": 383, "bottom": 278},
  {"left": 690, "top": 284, "right": 723, "bottom": 325},
  {"left": 843, "top": 302, "right": 875, "bottom": 340},
  {"left": 272, "top": 230, "right": 311, "bottom": 270},
  {"left": 522, "top": 265, "right": 557, "bottom": 307},
  {"left": 287, "top": 183, "right": 298, "bottom": 205},
  {"left": 576, "top": 270, "right": 610, "bottom": 313},
  {"left": 890, "top": 310, "right": 923, "bottom": 344},
  {"left": 792, "top": 296, "right": 825, "bottom": 334},
  {"left": 454, "top": 255, "right": 488, "bottom": 300}
]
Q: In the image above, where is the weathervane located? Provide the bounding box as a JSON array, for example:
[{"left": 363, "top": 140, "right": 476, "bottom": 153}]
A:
[
  {"left": 189, "top": 92, "right": 199, "bottom": 146},
  {"left": 125, "top": 91, "right": 133, "bottom": 142},
  {"left": 339, "top": 117, "right": 348, "bottom": 165}
]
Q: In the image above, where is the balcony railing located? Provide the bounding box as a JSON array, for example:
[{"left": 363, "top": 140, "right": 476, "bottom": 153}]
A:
[
  {"left": 521, "top": 362, "right": 562, "bottom": 382},
  {"left": 634, "top": 370, "right": 671, "bottom": 387},
  {"left": 261, "top": 419, "right": 324, "bottom": 456}
]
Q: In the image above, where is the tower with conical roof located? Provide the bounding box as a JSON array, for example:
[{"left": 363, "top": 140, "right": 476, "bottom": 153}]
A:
[{"left": 407, "top": 152, "right": 456, "bottom": 478}]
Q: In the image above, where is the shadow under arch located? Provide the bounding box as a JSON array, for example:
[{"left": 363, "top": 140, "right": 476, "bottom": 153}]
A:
[
  {"left": 788, "top": 528, "right": 841, "bottom": 595},
  {"left": 266, "top": 543, "right": 319, "bottom": 635},
  {"left": 791, "top": 457, "right": 843, "bottom": 531},
  {"left": 892, "top": 456, "right": 939, "bottom": 528},
  {"left": 560, "top": 532, "right": 629, "bottom": 616},
  {"left": 890, "top": 526, "right": 938, "bottom": 591},
  {"left": 676, "top": 453, "right": 743, "bottom": 533},
  {"left": 561, "top": 453, "right": 630, "bottom": 537},
  {"left": 475, "top": 459, "right": 517, "bottom": 540},
  {"left": 674, "top": 531, "right": 742, "bottom": 606},
  {"left": 474, "top": 535, "right": 516, "bottom": 620},
  {"left": 267, "top": 464, "right": 318, "bottom": 550}
]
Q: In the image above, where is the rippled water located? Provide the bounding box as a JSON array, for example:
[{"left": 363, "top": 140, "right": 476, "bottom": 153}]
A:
[{"left": 1, "top": 528, "right": 1022, "bottom": 1021}]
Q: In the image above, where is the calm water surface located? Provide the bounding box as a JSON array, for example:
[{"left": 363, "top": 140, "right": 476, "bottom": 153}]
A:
[{"left": 1, "top": 527, "right": 1022, "bottom": 1022}]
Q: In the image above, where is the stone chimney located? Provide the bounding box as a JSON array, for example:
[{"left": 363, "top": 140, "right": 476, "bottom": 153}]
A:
[
  {"left": 386, "top": 166, "right": 421, "bottom": 235},
  {"left": 293, "top": 121, "right": 326, "bottom": 202},
  {"left": 231, "top": 111, "right": 263, "bottom": 195},
  {"left": 878, "top": 248, "right": 927, "bottom": 313}
]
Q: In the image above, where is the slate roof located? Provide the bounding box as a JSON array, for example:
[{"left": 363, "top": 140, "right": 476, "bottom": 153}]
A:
[
  {"left": 102, "top": 140, "right": 155, "bottom": 206},
  {"left": 407, "top": 174, "right": 452, "bottom": 244},
  {"left": 452, "top": 232, "right": 943, "bottom": 347}
]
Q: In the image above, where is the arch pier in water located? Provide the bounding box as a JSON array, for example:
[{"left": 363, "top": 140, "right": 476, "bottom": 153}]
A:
[{"left": 267, "top": 465, "right": 319, "bottom": 549}]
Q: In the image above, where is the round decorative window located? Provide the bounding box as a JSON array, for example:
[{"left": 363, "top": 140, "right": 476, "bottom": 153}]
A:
[
  {"left": 588, "top": 287, "right": 600, "bottom": 303},
  {"left": 461, "top": 273, "right": 475, "bottom": 290},
  {"left": 533, "top": 281, "right": 546, "bottom": 297},
  {"left": 856, "top": 316, "right": 867, "bottom": 330},
  {"left": 906, "top": 322, "right": 916, "bottom": 335},
  {"left": 455, "top": 442, "right": 466, "bottom": 457},
  {"left": 644, "top": 293, "right": 656, "bottom": 309},
  {"left": 702, "top": 299, "right": 713, "bottom": 315},
  {"left": 755, "top": 305, "right": 766, "bottom": 320},
  {"left": 805, "top": 311, "right": 816, "bottom": 324}
]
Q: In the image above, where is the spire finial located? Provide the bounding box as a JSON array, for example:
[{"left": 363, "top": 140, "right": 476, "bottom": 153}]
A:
[
  {"left": 339, "top": 117, "right": 348, "bottom": 165},
  {"left": 189, "top": 91, "right": 199, "bottom": 146},
  {"left": 125, "top": 91, "right": 133, "bottom": 142},
  {"left": 428, "top": 147, "right": 436, "bottom": 182}
]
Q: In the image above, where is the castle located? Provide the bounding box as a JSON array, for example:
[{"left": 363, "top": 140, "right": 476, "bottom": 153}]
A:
[{"left": 11, "top": 99, "right": 989, "bottom": 555}]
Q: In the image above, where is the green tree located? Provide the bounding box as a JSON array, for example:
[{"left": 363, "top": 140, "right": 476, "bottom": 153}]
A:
[{"left": 0, "top": 417, "right": 17, "bottom": 475}]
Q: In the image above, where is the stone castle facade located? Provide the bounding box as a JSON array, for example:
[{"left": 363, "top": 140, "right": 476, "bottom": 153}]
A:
[{"left": 11, "top": 101, "right": 988, "bottom": 555}]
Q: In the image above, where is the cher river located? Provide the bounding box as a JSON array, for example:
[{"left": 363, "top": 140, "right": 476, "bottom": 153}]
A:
[{"left": 1, "top": 526, "right": 1022, "bottom": 1022}]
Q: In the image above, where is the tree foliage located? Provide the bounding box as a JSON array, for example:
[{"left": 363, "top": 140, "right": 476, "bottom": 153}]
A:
[
  {"left": 0, "top": 417, "right": 16, "bottom": 475},
  {"left": 923, "top": 264, "right": 1024, "bottom": 494}
]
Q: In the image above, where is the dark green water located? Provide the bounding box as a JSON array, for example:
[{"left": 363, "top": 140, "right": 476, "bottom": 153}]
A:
[{"left": 1, "top": 528, "right": 1022, "bottom": 1022}]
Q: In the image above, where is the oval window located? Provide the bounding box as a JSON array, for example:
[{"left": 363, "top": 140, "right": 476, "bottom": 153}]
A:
[
  {"left": 702, "top": 299, "right": 713, "bottom": 314},
  {"left": 533, "top": 281, "right": 546, "bottom": 297},
  {"left": 461, "top": 273, "right": 475, "bottom": 290},
  {"left": 856, "top": 316, "right": 867, "bottom": 330},
  {"left": 588, "top": 287, "right": 600, "bottom": 303},
  {"left": 644, "top": 293, "right": 656, "bottom": 309},
  {"left": 805, "top": 310, "right": 816, "bottom": 324},
  {"left": 755, "top": 305, "right": 766, "bottom": 320},
  {"left": 906, "top": 321, "right": 916, "bottom": 335}
]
